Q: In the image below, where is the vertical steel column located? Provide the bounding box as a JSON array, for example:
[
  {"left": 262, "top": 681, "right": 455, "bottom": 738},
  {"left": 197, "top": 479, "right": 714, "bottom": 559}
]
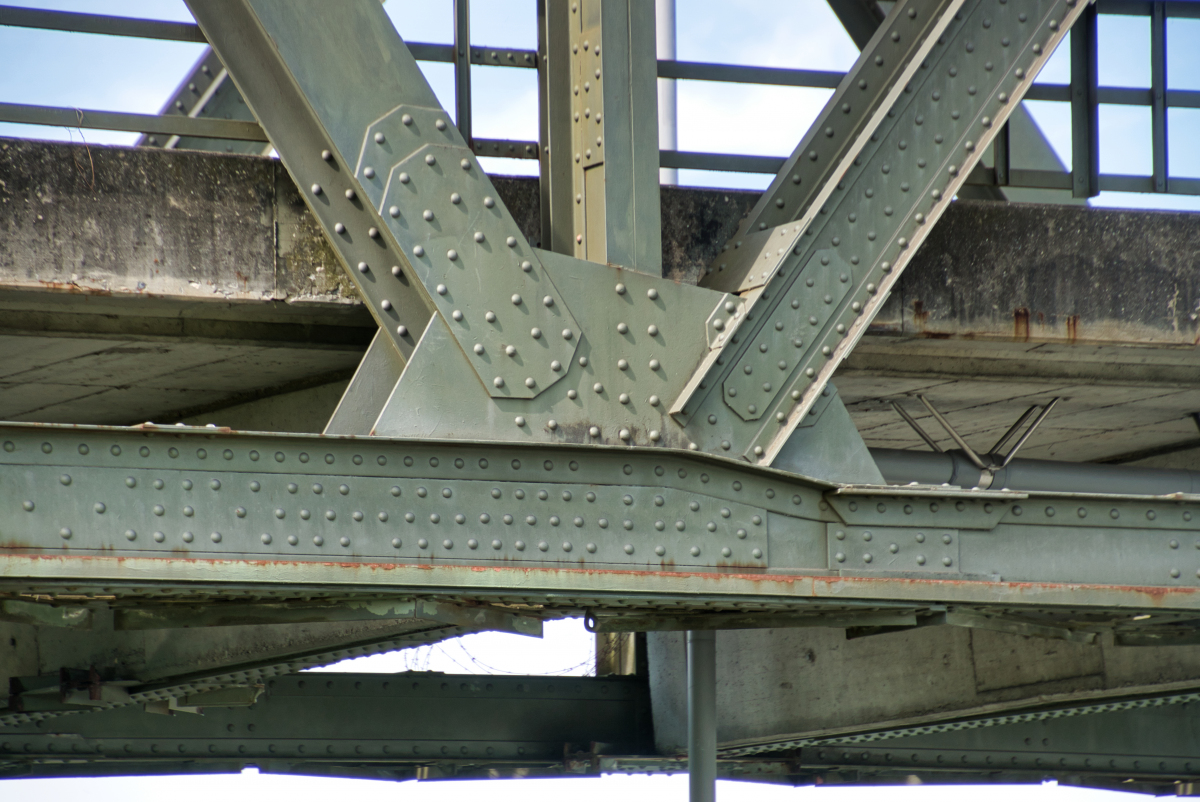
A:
[
  {"left": 1070, "top": 2, "right": 1099, "bottom": 198},
  {"left": 1151, "top": 0, "right": 1167, "bottom": 193},
  {"left": 453, "top": 0, "right": 472, "bottom": 142},
  {"left": 993, "top": 122, "right": 1011, "bottom": 187},
  {"left": 656, "top": 0, "right": 678, "bottom": 186},
  {"left": 568, "top": 0, "right": 662, "bottom": 275},
  {"left": 538, "top": 0, "right": 576, "bottom": 256},
  {"left": 687, "top": 630, "right": 716, "bottom": 802}
]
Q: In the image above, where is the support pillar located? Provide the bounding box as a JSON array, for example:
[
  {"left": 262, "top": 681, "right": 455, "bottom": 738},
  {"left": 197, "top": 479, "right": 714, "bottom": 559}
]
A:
[
  {"left": 687, "top": 630, "right": 716, "bottom": 802},
  {"left": 539, "top": 0, "right": 661, "bottom": 274}
]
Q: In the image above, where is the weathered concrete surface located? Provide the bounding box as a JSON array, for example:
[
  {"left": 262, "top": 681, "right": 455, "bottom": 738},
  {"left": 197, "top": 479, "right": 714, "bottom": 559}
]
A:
[
  {"left": 886, "top": 200, "right": 1200, "bottom": 345},
  {"left": 648, "top": 626, "right": 1200, "bottom": 754},
  {"left": 5, "top": 138, "right": 1200, "bottom": 463}
]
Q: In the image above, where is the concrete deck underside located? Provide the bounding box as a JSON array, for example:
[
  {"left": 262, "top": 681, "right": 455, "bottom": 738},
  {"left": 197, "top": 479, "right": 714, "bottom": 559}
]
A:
[{"left": 2, "top": 137, "right": 1199, "bottom": 465}]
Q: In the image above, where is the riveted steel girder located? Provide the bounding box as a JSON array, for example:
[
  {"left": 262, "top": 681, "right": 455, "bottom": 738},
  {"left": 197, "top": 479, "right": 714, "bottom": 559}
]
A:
[
  {"left": 540, "top": 0, "right": 662, "bottom": 274},
  {"left": 699, "top": 0, "right": 961, "bottom": 294},
  {"left": 0, "top": 673, "right": 653, "bottom": 781},
  {"left": 5, "top": 423, "right": 1200, "bottom": 619},
  {"left": 676, "top": 0, "right": 1088, "bottom": 465},
  {"left": 0, "top": 594, "right": 533, "bottom": 727},
  {"left": 188, "top": 0, "right": 580, "bottom": 400}
]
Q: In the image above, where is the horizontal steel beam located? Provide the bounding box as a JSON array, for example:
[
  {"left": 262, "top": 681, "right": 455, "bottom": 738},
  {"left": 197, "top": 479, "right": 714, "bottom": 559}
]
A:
[
  {"left": 656, "top": 60, "right": 843, "bottom": 88},
  {"left": 0, "top": 102, "right": 267, "bottom": 141},
  {"left": 0, "top": 673, "right": 653, "bottom": 781},
  {"left": 4, "top": 422, "right": 1200, "bottom": 618},
  {"left": 0, "top": 5, "right": 206, "bottom": 42}
]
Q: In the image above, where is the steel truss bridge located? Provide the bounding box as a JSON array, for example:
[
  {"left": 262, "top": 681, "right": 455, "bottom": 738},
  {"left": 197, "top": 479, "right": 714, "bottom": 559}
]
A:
[{"left": 3, "top": 1, "right": 1200, "bottom": 799}]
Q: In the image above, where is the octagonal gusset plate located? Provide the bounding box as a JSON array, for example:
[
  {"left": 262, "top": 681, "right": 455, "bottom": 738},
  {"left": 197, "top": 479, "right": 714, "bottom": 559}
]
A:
[{"left": 362, "top": 105, "right": 579, "bottom": 399}]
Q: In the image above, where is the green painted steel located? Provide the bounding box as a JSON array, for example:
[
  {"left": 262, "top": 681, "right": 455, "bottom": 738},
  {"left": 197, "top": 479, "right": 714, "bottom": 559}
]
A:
[
  {"left": 570, "top": 0, "right": 662, "bottom": 274},
  {"left": 370, "top": 251, "right": 731, "bottom": 447},
  {"left": 674, "top": 0, "right": 1089, "bottom": 466},
  {"left": 138, "top": 49, "right": 271, "bottom": 155},
  {"left": 0, "top": 673, "right": 653, "bottom": 781},
  {"left": 0, "top": 592, "right": 534, "bottom": 726},
  {"left": 7, "top": 422, "right": 1200, "bottom": 617},
  {"left": 539, "top": 0, "right": 662, "bottom": 274},
  {"left": 699, "top": 0, "right": 962, "bottom": 294},
  {"left": 190, "top": 0, "right": 582, "bottom": 401}
]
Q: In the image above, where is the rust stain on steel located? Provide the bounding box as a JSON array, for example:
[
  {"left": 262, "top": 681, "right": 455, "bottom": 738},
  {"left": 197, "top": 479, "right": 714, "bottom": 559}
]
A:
[
  {"left": 1066, "top": 314, "right": 1080, "bottom": 343},
  {"left": 1014, "top": 307, "right": 1030, "bottom": 341},
  {"left": 8, "top": 553, "right": 1200, "bottom": 611}
]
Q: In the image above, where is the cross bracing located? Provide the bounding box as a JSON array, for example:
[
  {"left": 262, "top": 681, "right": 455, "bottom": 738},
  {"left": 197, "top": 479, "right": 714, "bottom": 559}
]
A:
[{"left": 2, "top": 0, "right": 1200, "bottom": 796}]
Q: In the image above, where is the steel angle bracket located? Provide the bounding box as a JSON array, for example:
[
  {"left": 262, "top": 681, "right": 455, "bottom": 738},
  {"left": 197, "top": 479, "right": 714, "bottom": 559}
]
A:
[
  {"left": 675, "top": 0, "right": 1088, "bottom": 466},
  {"left": 138, "top": 47, "right": 269, "bottom": 155},
  {"left": 186, "top": 0, "right": 577, "bottom": 399}
]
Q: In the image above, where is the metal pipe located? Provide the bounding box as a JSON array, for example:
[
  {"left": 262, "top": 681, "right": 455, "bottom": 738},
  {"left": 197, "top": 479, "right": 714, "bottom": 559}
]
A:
[
  {"left": 990, "top": 404, "right": 1038, "bottom": 455},
  {"left": 891, "top": 400, "right": 943, "bottom": 452},
  {"left": 918, "top": 395, "right": 986, "bottom": 469},
  {"left": 870, "top": 448, "right": 1200, "bottom": 495},
  {"left": 1000, "top": 397, "right": 1060, "bottom": 467},
  {"left": 656, "top": 0, "right": 678, "bottom": 185},
  {"left": 687, "top": 630, "right": 716, "bottom": 802}
]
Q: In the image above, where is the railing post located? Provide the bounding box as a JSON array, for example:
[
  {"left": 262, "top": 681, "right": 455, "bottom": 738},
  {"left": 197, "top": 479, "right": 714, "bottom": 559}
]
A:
[
  {"left": 453, "top": 0, "right": 472, "bottom": 142},
  {"left": 1070, "top": 1, "right": 1099, "bottom": 198},
  {"left": 1151, "top": 0, "right": 1167, "bottom": 193},
  {"left": 656, "top": 0, "right": 677, "bottom": 186},
  {"left": 538, "top": 0, "right": 576, "bottom": 256},
  {"left": 559, "top": 0, "right": 662, "bottom": 275},
  {"left": 687, "top": 630, "right": 717, "bottom": 802}
]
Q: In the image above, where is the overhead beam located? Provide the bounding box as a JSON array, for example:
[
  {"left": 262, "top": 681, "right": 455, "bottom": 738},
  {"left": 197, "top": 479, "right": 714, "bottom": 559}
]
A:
[{"left": 0, "top": 673, "right": 653, "bottom": 781}]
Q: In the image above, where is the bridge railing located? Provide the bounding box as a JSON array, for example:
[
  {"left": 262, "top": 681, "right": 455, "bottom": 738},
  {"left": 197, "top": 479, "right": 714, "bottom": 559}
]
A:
[{"left": 0, "top": 1, "right": 1196, "bottom": 198}]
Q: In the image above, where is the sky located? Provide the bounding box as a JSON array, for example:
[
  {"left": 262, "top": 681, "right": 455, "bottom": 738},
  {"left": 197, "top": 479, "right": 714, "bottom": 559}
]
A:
[{"left": 0, "top": 1, "right": 1194, "bottom": 799}]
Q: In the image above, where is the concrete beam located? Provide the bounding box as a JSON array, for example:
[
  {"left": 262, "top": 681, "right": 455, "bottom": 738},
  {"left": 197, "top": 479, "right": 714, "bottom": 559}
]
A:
[{"left": 4, "top": 138, "right": 1200, "bottom": 463}]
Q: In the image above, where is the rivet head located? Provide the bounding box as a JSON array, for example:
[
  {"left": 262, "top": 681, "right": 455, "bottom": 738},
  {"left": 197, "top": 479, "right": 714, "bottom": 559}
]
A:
[
  {"left": 493, "top": 377, "right": 505, "bottom": 388},
  {"left": 512, "top": 294, "right": 523, "bottom": 305},
  {"left": 648, "top": 324, "right": 659, "bottom": 336},
  {"left": 615, "top": 283, "right": 626, "bottom": 295},
  {"left": 515, "top": 416, "right": 526, "bottom": 427},
  {"left": 589, "top": 426, "right": 600, "bottom": 437}
]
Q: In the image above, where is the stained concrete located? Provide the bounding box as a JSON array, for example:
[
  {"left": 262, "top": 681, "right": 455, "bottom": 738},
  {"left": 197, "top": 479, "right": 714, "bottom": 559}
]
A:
[{"left": 4, "top": 137, "right": 1200, "bottom": 464}]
